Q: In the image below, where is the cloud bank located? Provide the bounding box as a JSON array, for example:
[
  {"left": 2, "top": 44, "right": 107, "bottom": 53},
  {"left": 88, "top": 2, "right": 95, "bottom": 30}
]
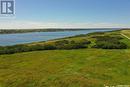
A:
[{"left": 0, "top": 20, "right": 130, "bottom": 29}]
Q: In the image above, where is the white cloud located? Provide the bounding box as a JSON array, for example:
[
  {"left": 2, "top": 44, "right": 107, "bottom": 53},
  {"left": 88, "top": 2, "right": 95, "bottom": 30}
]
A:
[{"left": 0, "top": 20, "right": 130, "bottom": 29}]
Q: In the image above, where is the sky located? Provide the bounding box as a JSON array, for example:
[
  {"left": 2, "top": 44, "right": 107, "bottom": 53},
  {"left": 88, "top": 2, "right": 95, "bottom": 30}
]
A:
[{"left": 0, "top": 0, "right": 130, "bottom": 29}]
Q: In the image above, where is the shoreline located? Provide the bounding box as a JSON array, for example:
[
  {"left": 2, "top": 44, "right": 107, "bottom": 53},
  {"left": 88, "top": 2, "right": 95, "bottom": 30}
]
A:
[
  {"left": 0, "top": 28, "right": 120, "bottom": 34},
  {"left": 0, "top": 29, "right": 116, "bottom": 46}
]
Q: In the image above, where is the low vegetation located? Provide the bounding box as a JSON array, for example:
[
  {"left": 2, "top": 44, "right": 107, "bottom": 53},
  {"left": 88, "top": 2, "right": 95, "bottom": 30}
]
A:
[
  {"left": 121, "top": 29, "right": 130, "bottom": 37},
  {"left": 93, "top": 36, "right": 127, "bottom": 49},
  {"left": 0, "top": 39, "right": 91, "bottom": 55},
  {"left": 0, "top": 29, "right": 130, "bottom": 55},
  {"left": 0, "top": 49, "right": 130, "bottom": 87},
  {"left": 0, "top": 29, "right": 130, "bottom": 87}
]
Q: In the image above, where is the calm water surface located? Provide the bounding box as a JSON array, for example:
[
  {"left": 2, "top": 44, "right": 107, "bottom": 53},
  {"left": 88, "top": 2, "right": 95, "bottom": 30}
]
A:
[{"left": 0, "top": 29, "right": 115, "bottom": 46}]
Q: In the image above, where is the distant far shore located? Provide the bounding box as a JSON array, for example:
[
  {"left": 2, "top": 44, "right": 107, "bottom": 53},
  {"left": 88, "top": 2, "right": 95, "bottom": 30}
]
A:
[{"left": 0, "top": 28, "right": 122, "bottom": 34}]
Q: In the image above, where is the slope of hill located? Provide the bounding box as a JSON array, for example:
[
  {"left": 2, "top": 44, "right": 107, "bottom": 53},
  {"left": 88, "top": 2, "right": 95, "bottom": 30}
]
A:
[
  {"left": 0, "top": 49, "right": 130, "bottom": 87},
  {"left": 0, "top": 29, "right": 130, "bottom": 55},
  {"left": 0, "top": 29, "right": 130, "bottom": 87}
]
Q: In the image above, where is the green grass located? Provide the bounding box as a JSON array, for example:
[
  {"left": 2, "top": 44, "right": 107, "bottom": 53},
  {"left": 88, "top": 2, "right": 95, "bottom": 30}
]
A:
[
  {"left": 0, "top": 49, "right": 130, "bottom": 87},
  {"left": 120, "top": 30, "right": 130, "bottom": 48},
  {"left": 120, "top": 38, "right": 130, "bottom": 48},
  {"left": 0, "top": 29, "right": 130, "bottom": 87},
  {"left": 121, "top": 30, "right": 130, "bottom": 37},
  {"left": 1, "top": 29, "right": 130, "bottom": 55}
]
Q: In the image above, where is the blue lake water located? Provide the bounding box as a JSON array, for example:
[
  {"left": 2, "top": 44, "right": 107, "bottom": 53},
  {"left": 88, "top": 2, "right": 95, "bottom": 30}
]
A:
[{"left": 0, "top": 29, "right": 116, "bottom": 46}]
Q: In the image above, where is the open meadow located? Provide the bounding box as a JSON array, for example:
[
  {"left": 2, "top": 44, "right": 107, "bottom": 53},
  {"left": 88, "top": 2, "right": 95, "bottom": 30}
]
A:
[{"left": 0, "top": 29, "right": 130, "bottom": 87}]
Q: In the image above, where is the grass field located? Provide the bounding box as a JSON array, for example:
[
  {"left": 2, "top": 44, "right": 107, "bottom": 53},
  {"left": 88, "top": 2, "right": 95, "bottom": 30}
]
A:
[
  {"left": 0, "top": 49, "right": 130, "bottom": 87},
  {"left": 0, "top": 29, "right": 130, "bottom": 87},
  {"left": 121, "top": 30, "right": 130, "bottom": 38}
]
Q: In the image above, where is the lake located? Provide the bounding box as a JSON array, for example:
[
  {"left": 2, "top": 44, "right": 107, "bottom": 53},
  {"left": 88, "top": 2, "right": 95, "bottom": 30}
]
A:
[{"left": 0, "top": 29, "right": 116, "bottom": 46}]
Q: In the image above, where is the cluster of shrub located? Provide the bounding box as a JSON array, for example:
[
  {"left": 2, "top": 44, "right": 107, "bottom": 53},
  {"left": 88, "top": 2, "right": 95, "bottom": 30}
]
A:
[
  {"left": 0, "top": 35, "right": 128, "bottom": 55},
  {"left": 93, "top": 36, "right": 127, "bottom": 49},
  {"left": 0, "top": 39, "right": 91, "bottom": 55},
  {"left": 54, "top": 39, "right": 91, "bottom": 49}
]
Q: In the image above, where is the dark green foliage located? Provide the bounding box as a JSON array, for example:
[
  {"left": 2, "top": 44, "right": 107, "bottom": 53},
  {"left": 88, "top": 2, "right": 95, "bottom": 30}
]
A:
[
  {"left": 0, "top": 39, "right": 91, "bottom": 55},
  {"left": 94, "top": 41, "right": 127, "bottom": 49},
  {"left": 0, "top": 45, "right": 36, "bottom": 54},
  {"left": 43, "top": 44, "right": 56, "bottom": 50},
  {"left": 94, "top": 36, "right": 123, "bottom": 41},
  {"left": 93, "top": 36, "right": 127, "bottom": 49},
  {"left": 55, "top": 40, "right": 69, "bottom": 45},
  {"left": 27, "top": 45, "right": 45, "bottom": 51},
  {"left": 80, "top": 39, "right": 91, "bottom": 44},
  {"left": 55, "top": 40, "right": 90, "bottom": 49}
]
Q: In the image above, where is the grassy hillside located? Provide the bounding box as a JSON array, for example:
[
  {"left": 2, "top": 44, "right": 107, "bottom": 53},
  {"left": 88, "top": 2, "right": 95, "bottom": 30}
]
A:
[
  {"left": 29, "top": 29, "right": 130, "bottom": 50},
  {"left": 0, "top": 49, "right": 130, "bottom": 87},
  {"left": 0, "top": 29, "right": 130, "bottom": 55},
  {"left": 121, "top": 29, "right": 130, "bottom": 37},
  {"left": 0, "top": 29, "right": 130, "bottom": 87}
]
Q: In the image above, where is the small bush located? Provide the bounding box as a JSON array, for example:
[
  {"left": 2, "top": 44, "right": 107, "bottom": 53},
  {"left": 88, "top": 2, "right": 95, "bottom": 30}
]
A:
[
  {"left": 43, "top": 44, "right": 56, "bottom": 50},
  {"left": 55, "top": 40, "right": 69, "bottom": 45},
  {"left": 79, "top": 39, "right": 91, "bottom": 44},
  {"left": 93, "top": 36, "right": 127, "bottom": 49},
  {"left": 0, "top": 39, "right": 91, "bottom": 55},
  {"left": 55, "top": 40, "right": 91, "bottom": 50}
]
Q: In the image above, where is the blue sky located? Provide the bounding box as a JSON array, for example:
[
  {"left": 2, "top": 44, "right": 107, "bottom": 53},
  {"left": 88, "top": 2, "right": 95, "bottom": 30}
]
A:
[{"left": 0, "top": 0, "right": 130, "bottom": 29}]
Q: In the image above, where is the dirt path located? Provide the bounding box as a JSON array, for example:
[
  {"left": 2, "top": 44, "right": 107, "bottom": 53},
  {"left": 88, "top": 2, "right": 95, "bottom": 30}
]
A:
[{"left": 121, "top": 33, "right": 130, "bottom": 40}]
